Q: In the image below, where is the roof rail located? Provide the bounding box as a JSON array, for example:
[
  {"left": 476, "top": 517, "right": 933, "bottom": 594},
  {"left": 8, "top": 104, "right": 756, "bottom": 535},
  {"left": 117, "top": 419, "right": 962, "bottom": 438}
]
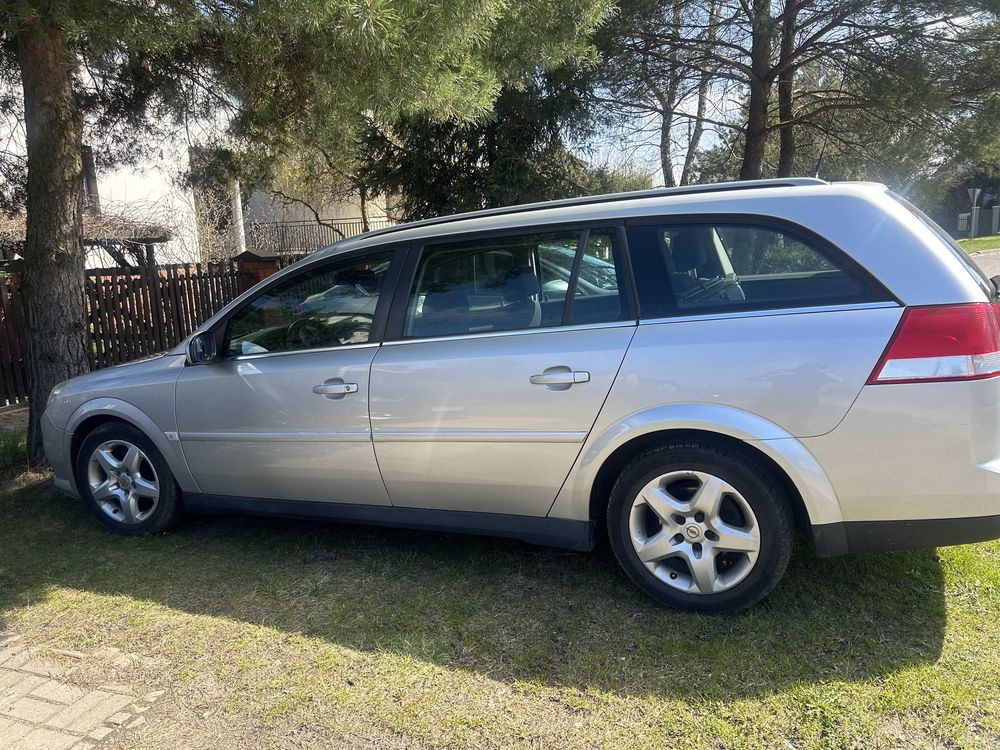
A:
[{"left": 354, "top": 177, "right": 828, "bottom": 244}]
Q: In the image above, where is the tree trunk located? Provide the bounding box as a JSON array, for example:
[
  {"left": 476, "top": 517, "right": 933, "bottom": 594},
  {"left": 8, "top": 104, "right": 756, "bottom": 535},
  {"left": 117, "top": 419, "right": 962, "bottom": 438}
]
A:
[
  {"left": 740, "top": 0, "right": 773, "bottom": 180},
  {"left": 776, "top": 6, "right": 798, "bottom": 177},
  {"left": 17, "top": 17, "right": 88, "bottom": 464},
  {"left": 359, "top": 185, "right": 370, "bottom": 232},
  {"left": 680, "top": 0, "right": 721, "bottom": 186},
  {"left": 659, "top": 109, "right": 676, "bottom": 187}
]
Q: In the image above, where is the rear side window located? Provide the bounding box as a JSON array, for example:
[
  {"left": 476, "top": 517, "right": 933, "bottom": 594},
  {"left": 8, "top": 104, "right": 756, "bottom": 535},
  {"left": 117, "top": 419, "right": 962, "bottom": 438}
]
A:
[
  {"left": 403, "top": 228, "right": 630, "bottom": 338},
  {"left": 627, "top": 222, "right": 877, "bottom": 318}
]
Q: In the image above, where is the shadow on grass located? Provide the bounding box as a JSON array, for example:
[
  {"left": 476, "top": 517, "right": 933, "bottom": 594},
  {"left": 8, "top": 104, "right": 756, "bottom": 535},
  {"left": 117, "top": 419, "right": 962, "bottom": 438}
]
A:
[{"left": 0, "top": 476, "right": 946, "bottom": 700}]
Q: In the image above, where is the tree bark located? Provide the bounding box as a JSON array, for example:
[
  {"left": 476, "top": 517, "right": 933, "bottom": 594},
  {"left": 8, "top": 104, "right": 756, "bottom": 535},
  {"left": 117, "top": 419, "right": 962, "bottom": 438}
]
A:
[
  {"left": 680, "top": 0, "right": 721, "bottom": 185},
  {"left": 658, "top": 107, "right": 676, "bottom": 187},
  {"left": 359, "top": 185, "right": 370, "bottom": 232},
  {"left": 776, "top": 6, "right": 798, "bottom": 177},
  {"left": 740, "top": 0, "right": 773, "bottom": 180},
  {"left": 17, "top": 17, "right": 88, "bottom": 464}
]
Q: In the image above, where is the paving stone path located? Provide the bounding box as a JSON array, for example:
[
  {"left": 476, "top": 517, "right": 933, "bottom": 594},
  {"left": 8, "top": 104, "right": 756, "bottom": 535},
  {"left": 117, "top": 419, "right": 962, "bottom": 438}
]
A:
[{"left": 0, "top": 633, "right": 163, "bottom": 749}]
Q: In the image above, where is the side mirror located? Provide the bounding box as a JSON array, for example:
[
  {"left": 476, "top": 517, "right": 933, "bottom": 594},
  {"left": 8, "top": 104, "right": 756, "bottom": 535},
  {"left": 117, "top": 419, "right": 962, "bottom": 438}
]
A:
[{"left": 187, "top": 331, "right": 218, "bottom": 365}]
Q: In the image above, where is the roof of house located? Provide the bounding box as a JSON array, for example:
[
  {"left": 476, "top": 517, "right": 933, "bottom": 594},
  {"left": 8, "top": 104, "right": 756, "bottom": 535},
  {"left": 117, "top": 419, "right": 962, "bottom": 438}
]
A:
[{"left": 0, "top": 211, "right": 171, "bottom": 253}]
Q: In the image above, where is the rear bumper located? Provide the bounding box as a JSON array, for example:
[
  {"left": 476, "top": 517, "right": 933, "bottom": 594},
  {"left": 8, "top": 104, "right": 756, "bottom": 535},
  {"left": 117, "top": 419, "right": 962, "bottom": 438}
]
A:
[{"left": 812, "top": 514, "right": 1000, "bottom": 557}]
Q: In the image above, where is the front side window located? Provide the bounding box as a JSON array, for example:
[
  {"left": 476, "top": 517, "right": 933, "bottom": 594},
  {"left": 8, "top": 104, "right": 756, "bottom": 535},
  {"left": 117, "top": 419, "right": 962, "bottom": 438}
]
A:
[
  {"left": 403, "top": 229, "right": 629, "bottom": 338},
  {"left": 223, "top": 250, "right": 393, "bottom": 356},
  {"left": 628, "top": 222, "right": 875, "bottom": 317}
]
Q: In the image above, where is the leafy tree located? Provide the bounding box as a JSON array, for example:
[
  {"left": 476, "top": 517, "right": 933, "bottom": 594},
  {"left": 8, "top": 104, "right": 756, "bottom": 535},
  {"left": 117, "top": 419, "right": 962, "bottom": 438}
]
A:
[
  {"left": 1, "top": 0, "right": 611, "bottom": 461},
  {"left": 359, "top": 70, "right": 633, "bottom": 221},
  {"left": 592, "top": 0, "right": 723, "bottom": 186},
  {"left": 591, "top": 0, "right": 1000, "bottom": 182}
]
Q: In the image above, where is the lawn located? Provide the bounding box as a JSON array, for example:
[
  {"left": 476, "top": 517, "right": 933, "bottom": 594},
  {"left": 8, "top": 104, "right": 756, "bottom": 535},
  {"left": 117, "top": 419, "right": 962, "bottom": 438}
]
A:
[
  {"left": 958, "top": 234, "right": 1000, "bottom": 254},
  {"left": 1, "top": 466, "right": 998, "bottom": 749}
]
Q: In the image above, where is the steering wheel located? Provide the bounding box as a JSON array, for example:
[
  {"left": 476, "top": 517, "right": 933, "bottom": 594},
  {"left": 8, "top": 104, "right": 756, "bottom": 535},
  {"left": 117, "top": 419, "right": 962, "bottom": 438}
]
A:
[
  {"left": 679, "top": 275, "right": 745, "bottom": 304},
  {"left": 286, "top": 317, "right": 329, "bottom": 349}
]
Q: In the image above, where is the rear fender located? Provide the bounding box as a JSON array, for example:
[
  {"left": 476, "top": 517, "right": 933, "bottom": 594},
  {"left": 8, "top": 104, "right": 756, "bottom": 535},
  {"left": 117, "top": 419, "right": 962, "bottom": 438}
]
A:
[{"left": 548, "top": 402, "right": 844, "bottom": 528}]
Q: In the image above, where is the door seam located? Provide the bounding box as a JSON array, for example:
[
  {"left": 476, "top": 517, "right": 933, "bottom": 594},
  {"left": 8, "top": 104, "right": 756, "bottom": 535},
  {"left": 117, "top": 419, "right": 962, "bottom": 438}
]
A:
[
  {"left": 543, "top": 323, "right": 639, "bottom": 518},
  {"left": 367, "top": 344, "right": 395, "bottom": 506}
]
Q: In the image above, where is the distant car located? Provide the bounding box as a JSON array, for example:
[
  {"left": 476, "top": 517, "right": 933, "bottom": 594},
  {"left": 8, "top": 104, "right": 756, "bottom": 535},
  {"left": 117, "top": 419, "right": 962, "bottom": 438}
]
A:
[{"left": 42, "top": 178, "right": 1000, "bottom": 612}]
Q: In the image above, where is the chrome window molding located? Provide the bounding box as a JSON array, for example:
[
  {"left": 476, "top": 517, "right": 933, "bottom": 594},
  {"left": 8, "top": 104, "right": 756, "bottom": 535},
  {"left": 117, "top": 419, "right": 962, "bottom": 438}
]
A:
[
  {"left": 227, "top": 341, "right": 381, "bottom": 362},
  {"left": 381, "top": 319, "right": 638, "bottom": 347},
  {"left": 639, "top": 301, "right": 900, "bottom": 326}
]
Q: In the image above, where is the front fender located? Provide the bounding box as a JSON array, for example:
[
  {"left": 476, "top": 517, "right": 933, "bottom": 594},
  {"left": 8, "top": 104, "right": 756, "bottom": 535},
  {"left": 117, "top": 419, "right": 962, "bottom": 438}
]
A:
[
  {"left": 547, "top": 402, "right": 845, "bottom": 528},
  {"left": 64, "top": 398, "right": 199, "bottom": 493}
]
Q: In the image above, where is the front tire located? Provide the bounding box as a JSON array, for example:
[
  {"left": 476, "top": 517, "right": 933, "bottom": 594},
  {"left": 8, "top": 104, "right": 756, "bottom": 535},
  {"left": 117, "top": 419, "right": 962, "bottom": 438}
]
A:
[
  {"left": 607, "top": 440, "right": 793, "bottom": 613},
  {"left": 74, "top": 421, "right": 184, "bottom": 535}
]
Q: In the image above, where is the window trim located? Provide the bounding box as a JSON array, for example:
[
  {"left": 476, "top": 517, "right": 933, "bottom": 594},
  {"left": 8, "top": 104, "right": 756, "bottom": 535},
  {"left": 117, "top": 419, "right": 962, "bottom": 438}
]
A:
[
  {"left": 382, "top": 221, "right": 638, "bottom": 343},
  {"left": 204, "top": 244, "right": 407, "bottom": 362},
  {"left": 624, "top": 213, "right": 898, "bottom": 319}
]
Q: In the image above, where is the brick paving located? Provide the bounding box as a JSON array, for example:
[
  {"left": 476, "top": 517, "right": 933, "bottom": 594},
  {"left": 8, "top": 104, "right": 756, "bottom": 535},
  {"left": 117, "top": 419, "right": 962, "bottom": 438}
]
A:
[{"left": 0, "top": 633, "right": 162, "bottom": 749}]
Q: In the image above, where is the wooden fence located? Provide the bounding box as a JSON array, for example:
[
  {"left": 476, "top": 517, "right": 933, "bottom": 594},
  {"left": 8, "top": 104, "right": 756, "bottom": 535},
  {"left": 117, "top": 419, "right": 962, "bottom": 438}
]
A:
[{"left": 0, "top": 262, "right": 253, "bottom": 406}]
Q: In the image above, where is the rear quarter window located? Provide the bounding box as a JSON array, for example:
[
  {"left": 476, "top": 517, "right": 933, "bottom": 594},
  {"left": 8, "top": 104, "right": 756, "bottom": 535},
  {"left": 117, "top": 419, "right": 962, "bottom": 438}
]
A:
[{"left": 627, "top": 220, "right": 886, "bottom": 318}]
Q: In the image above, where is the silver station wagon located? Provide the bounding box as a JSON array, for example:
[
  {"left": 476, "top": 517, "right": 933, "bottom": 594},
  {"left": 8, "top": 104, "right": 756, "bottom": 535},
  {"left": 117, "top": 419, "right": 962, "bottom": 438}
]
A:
[{"left": 42, "top": 178, "right": 1000, "bottom": 611}]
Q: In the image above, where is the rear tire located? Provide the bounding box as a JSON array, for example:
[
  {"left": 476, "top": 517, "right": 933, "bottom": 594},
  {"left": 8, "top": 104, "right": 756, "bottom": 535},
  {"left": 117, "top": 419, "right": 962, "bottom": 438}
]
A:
[
  {"left": 74, "top": 421, "right": 184, "bottom": 535},
  {"left": 607, "top": 440, "right": 793, "bottom": 612}
]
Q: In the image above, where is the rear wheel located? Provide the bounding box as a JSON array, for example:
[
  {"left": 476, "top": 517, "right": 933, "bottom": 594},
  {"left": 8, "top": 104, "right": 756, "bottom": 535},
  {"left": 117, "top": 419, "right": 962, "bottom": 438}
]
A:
[
  {"left": 607, "top": 440, "right": 793, "bottom": 612},
  {"left": 74, "top": 421, "right": 184, "bottom": 535}
]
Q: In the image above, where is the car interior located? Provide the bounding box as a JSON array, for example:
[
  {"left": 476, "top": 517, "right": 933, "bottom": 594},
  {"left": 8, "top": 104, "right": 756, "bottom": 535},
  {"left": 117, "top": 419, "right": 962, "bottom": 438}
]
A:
[
  {"left": 406, "top": 233, "right": 626, "bottom": 338},
  {"left": 629, "top": 223, "right": 868, "bottom": 316}
]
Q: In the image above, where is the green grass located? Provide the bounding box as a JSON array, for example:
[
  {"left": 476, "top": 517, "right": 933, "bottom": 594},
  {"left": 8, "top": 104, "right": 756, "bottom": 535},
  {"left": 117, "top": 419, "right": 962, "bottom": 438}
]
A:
[
  {"left": 0, "top": 431, "right": 28, "bottom": 477},
  {"left": 958, "top": 234, "right": 1000, "bottom": 253},
  {"left": 1, "top": 473, "right": 999, "bottom": 749}
]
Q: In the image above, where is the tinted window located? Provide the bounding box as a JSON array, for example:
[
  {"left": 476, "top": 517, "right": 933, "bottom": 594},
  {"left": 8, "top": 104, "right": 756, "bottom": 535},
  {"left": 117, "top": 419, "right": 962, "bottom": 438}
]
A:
[
  {"left": 404, "top": 229, "right": 629, "bottom": 338},
  {"left": 628, "top": 222, "right": 872, "bottom": 317},
  {"left": 224, "top": 250, "right": 393, "bottom": 356},
  {"left": 565, "top": 229, "right": 626, "bottom": 325}
]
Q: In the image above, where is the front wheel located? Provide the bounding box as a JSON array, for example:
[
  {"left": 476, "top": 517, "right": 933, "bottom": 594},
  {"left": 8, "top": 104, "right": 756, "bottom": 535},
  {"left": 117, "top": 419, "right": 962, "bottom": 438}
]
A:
[
  {"left": 74, "top": 421, "right": 184, "bottom": 535},
  {"left": 607, "top": 440, "right": 793, "bottom": 613}
]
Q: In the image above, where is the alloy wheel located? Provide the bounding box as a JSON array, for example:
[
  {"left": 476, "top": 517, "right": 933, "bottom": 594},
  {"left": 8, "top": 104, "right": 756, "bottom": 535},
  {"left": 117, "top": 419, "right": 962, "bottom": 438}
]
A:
[
  {"left": 628, "top": 470, "right": 761, "bottom": 595},
  {"left": 86, "top": 439, "right": 160, "bottom": 524}
]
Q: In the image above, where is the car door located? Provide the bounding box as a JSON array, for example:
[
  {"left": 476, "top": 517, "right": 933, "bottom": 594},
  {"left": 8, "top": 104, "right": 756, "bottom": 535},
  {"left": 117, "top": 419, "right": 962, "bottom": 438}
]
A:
[
  {"left": 175, "top": 246, "right": 400, "bottom": 505},
  {"left": 369, "top": 226, "right": 637, "bottom": 517}
]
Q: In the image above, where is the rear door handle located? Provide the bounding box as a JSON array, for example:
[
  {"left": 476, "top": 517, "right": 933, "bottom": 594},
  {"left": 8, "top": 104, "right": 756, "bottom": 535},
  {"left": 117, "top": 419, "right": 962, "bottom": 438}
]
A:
[
  {"left": 312, "top": 381, "right": 359, "bottom": 397},
  {"left": 530, "top": 371, "right": 590, "bottom": 386}
]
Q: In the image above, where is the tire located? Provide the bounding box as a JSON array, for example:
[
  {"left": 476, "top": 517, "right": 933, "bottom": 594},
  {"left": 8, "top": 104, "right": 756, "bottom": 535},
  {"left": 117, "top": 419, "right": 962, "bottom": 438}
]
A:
[
  {"left": 74, "top": 421, "right": 184, "bottom": 535},
  {"left": 607, "top": 440, "right": 793, "bottom": 613}
]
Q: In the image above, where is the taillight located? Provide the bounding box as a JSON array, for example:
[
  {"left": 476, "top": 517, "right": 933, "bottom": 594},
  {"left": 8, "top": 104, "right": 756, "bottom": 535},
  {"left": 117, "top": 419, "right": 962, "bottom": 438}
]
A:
[{"left": 868, "top": 303, "right": 1000, "bottom": 384}]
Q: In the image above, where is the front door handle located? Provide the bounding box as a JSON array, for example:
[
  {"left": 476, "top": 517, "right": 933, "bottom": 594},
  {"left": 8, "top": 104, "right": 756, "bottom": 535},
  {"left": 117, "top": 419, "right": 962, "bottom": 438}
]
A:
[
  {"left": 312, "top": 381, "right": 359, "bottom": 398},
  {"left": 530, "top": 370, "right": 590, "bottom": 386}
]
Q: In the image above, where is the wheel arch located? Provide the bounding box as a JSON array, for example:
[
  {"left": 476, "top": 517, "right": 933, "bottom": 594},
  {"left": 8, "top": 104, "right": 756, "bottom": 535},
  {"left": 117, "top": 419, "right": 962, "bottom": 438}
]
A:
[
  {"left": 587, "top": 429, "right": 812, "bottom": 541},
  {"left": 549, "top": 403, "right": 844, "bottom": 544},
  {"left": 66, "top": 399, "right": 198, "bottom": 493}
]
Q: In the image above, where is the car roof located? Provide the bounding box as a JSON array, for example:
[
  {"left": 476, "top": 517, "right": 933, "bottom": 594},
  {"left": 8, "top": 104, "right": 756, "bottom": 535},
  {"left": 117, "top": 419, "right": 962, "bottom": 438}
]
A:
[{"left": 312, "top": 178, "right": 890, "bottom": 260}]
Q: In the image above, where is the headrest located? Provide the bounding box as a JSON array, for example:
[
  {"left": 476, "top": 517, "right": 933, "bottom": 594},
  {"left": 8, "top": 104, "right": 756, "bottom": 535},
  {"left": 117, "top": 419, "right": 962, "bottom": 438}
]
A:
[
  {"left": 670, "top": 229, "right": 712, "bottom": 272},
  {"left": 502, "top": 266, "right": 541, "bottom": 301},
  {"left": 336, "top": 268, "right": 377, "bottom": 286},
  {"left": 422, "top": 289, "right": 469, "bottom": 316}
]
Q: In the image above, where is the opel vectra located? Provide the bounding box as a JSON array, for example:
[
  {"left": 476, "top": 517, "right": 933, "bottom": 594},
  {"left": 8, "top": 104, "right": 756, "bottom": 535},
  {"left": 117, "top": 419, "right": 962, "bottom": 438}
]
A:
[{"left": 42, "top": 179, "right": 1000, "bottom": 611}]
